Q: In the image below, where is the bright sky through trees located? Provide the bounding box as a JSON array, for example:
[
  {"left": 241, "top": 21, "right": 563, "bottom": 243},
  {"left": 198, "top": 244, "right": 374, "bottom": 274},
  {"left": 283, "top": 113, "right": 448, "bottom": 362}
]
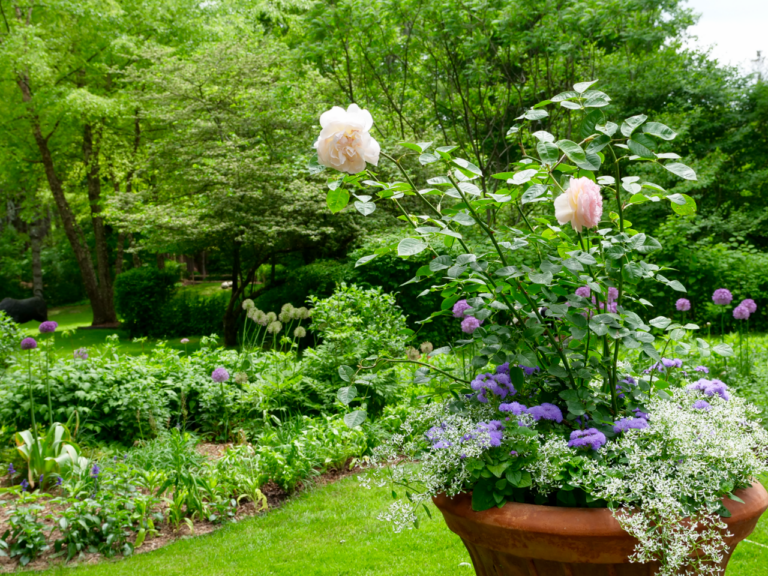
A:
[{"left": 686, "top": 0, "right": 768, "bottom": 70}]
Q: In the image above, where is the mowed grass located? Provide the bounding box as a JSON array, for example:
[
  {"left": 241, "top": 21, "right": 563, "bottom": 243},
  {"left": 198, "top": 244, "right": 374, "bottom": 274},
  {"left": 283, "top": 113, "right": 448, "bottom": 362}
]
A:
[{"left": 30, "top": 475, "right": 768, "bottom": 576}]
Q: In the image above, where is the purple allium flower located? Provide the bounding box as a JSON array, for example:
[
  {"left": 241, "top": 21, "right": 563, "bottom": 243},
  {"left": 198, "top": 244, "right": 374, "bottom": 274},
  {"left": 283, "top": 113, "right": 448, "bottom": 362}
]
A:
[
  {"left": 740, "top": 299, "right": 757, "bottom": 314},
  {"left": 91, "top": 464, "right": 100, "bottom": 478},
  {"left": 575, "top": 286, "right": 591, "bottom": 298},
  {"left": 607, "top": 287, "right": 619, "bottom": 302},
  {"left": 613, "top": 417, "right": 650, "bottom": 433},
  {"left": 21, "top": 479, "right": 29, "bottom": 491},
  {"left": 38, "top": 321, "right": 58, "bottom": 333},
  {"left": 461, "top": 316, "right": 482, "bottom": 334},
  {"left": 693, "top": 400, "right": 711, "bottom": 411},
  {"left": 687, "top": 378, "right": 730, "bottom": 400},
  {"left": 74, "top": 347, "right": 88, "bottom": 360},
  {"left": 211, "top": 367, "right": 230, "bottom": 383},
  {"left": 676, "top": 298, "right": 691, "bottom": 312},
  {"left": 733, "top": 305, "right": 750, "bottom": 320},
  {"left": 452, "top": 299, "right": 471, "bottom": 318},
  {"left": 8, "top": 463, "right": 15, "bottom": 475},
  {"left": 498, "top": 402, "right": 528, "bottom": 415},
  {"left": 518, "top": 365, "right": 540, "bottom": 376},
  {"left": 20, "top": 337, "right": 37, "bottom": 350},
  {"left": 180, "top": 338, "right": 190, "bottom": 344},
  {"left": 712, "top": 289, "right": 733, "bottom": 306},
  {"left": 568, "top": 428, "right": 606, "bottom": 451},
  {"left": 633, "top": 408, "right": 649, "bottom": 420},
  {"left": 527, "top": 403, "right": 563, "bottom": 423},
  {"left": 694, "top": 366, "right": 709, "bottom": 374}
]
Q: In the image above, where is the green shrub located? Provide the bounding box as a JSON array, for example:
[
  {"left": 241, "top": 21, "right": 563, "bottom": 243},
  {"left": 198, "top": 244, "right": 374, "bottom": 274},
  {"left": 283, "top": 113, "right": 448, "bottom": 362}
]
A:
[
  {"left": 115, "top": 266, "right": 178, "bottom": 337},
  {"left": 253, "top": 259, "right": 351, "bottom": 313},
  {"left": 303, "top": 283, "right": 408, "bottom": 417},
  {"left": 159, "top": 292, "right": 228, "bottom": 339},
  {"left": 0, "top": 310, "right": 22, "bottom": 369}
]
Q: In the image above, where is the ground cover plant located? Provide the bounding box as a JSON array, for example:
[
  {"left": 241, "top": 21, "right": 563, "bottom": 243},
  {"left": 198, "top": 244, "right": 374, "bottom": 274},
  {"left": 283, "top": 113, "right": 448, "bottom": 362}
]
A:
[{"left": 313, "top": 85, "right": 768, "bottom": 574}]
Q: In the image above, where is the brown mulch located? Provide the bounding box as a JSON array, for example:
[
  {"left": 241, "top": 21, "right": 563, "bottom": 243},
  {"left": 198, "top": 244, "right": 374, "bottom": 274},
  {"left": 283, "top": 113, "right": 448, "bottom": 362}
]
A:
[{"left": 0, "top": 448, "right": 361, "bottom": 573}]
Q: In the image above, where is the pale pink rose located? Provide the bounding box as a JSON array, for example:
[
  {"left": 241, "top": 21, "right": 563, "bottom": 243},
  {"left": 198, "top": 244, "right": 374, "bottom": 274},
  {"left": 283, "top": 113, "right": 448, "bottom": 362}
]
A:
[
  {"left": 554, "top": 177, "right": 603, "bottom": 232},
  {"left": 314, "top": 104, "right": 380, "bottom": 174}
]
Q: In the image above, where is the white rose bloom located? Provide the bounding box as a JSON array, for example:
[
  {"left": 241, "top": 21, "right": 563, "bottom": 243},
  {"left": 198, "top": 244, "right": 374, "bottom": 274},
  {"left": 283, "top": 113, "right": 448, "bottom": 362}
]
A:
[{"left": 314, "top": 104, "right": 380, "bottom": 174}]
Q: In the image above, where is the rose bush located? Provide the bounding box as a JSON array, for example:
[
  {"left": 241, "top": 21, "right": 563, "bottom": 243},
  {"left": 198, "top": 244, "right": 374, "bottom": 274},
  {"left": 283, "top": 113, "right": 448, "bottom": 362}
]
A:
[{"left": 313, "top": 81, "right": 765, "bottom": 575}]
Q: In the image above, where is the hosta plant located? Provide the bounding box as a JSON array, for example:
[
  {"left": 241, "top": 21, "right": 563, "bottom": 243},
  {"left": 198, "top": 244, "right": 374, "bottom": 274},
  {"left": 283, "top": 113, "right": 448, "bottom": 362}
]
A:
[{"left": 314, "top": 82, "right": 767, "bottom": 575}]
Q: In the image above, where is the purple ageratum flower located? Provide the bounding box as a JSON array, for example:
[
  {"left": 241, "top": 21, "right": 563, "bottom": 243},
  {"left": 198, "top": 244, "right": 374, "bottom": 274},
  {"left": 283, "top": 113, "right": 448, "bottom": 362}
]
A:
[
  {"left": 740, "top": 299, "right": 757, "bottom": 314},
  {"left": 518, "top": 365, "right": 540, "bottom": 377},
  {"left": 432, "top": 440, "right": 452, "bottom": 449},
  {"left": 613, "top": 417, "right": 650, "bottom": 433},
  {"left": 676, "top": 298, "right": 691, "bottom": 312},
  {"left": 471, "top": 372, "right": 516, "bottom": 400},
  {"left": 91, "top": 464, "right": 100, "bottom": 478},
  {"left": 633, "top": 408, "right": 649, "bottom": 420},
  {"left": 474, "top": 421, "right": 505, "bottom": 448},
  {"left": 694, "top": 366, "right": 709, "bottom": 374},
  {"left": 180, "top": 338, "right": 190, "bottom": 344},
  {"left": 733, "top": 305, "right": 750, "bottom": 320},
  {"left": 211, "top": 367, "right": 230, "bottom": 383},
  {"left": 527, "top": 403, "right": 563, "bottom": 423},
  {"left": 662, "top": 358, "right": 683, "bottom": 369},
  {"left": 498, "top": 401, "right": 528, "bottom": 415},
  {"left": 452, "top": 299, "right": 471, "bottom": 318},
  {"left": 568, "top": 428, "right": 606, "bottom": 451},
  {"left": 687, "top": 378, "right": 730, "bottom": 400},
  {"left": 712, "top": 289, "right": 733, "bottom": 306},
  {"left": 575, "top": 286, "right": 591, "bottom": 298},
  {"left": 20, "top": 337, "right": 37, "bottom": 350},
  {"left": 693, "top": 400, "right": 711, "bottom": 411},
  {"left": 461, "top": 316, "right": 482, "bottom": 334},
  {"left": 21, "top": 479, "right": 29, "bottom": 491},
  {"left": 38, "top": 321, "right": 58, "bottom": 334},
  {"left": 495, "top": 362, "right": 510, "bottom": 375}
]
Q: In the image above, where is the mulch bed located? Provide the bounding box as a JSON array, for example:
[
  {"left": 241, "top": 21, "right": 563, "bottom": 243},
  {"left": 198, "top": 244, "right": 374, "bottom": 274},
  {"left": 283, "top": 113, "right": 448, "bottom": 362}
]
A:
[{"left": 0, "top": 446, "right": 361, "bottom": 573}]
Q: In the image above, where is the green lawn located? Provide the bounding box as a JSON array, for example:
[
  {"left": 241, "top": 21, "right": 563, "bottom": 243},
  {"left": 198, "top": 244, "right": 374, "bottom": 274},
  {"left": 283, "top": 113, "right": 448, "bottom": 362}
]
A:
[{"left": 32, "top": 475, "right": 768, "bottom": 576}]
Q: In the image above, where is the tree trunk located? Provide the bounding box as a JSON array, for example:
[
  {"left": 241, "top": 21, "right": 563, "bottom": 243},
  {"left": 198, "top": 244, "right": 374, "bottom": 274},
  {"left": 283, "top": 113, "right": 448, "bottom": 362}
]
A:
[
  {"left": 29, "top": 216, "right": 48, "bottom": 299},
  {"left": 130, "top": 234, "right": 141, "bottom": 268},
  {"left": 15, "top": 74, "right": 111, "bottom": 326},
  {"left": 222, "top": 245, "right": 267, "bottom": 347},
  {"left": 115, "top": 232, "right": 126, "bottom": 276},
  {"left": 83, "top": 123, "right": 118, "bottom": 324}
]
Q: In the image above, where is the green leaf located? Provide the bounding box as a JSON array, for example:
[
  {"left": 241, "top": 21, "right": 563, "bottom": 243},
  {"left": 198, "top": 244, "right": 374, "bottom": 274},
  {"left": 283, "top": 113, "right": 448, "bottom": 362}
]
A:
[
  {"left": 668, "top": 280, "right": 686, "bottom": 292},
  {"left": 664, "top": 162, "right": 697, "bottom": 181},
  {"left": 327, "top": 188, "right": 350, "bottom": 214},
  {"left": 574, "top": 80, "right": 599, "bottom": 93},
  {"left": 668, "top": 194, "right": 697, "bottom": 216},
  {"left": 523, "top": 109, "right": 548, "bottom": 121},
  {"left": 354, "top": 201, "right": 376, "bottom": 216},
  {"left": 596, "top": 122, "right": 618, "bottom": 137},
  {"left": 529, "top": 271, "right": 553, "bottom": 285},
  {"left": 451, "top": 158, "right": 483, "bottom": 177},
  {"left": 556, "top": 140, "right": 586, "bottom": 164},
  {"left": 552, "top": 91, "right": 579, "bottom": 102},
  {"left": 338, "top": 365, "right": 355, "bottom": 382},
  {"left": 537, "top": 141, "right": 559, "bottom": 165},
  {"left": 580, "top": 109, "right": 603, "bottom": 140},
  {"left": 627, "top": 139, "right": 655, "bottom": 159},
  {"left": 398, "top": 238, "right": 428, "bottom": 257},
  {"left": 531, "top": 130, "right": 555, "bottom": 143},
  {"left": 355, "top": 255, "right": 377, "bottom": 268},
  {"left": 337, "top": 386, "right": 357, "bottom": 406},
  {"left": 642, "top": 122, "right": 677, "bottom": 141},
  {"left": 487, "top": 463, "right": 508, "bottom": 478},
  {"left": 649, "top": 317, "right": 672, "bottom": 330},
  {"left": 471, "top": 480, "right": 497, "bottom": 512},
  {"left": 398, "top": 141, "right": 433, "bottom": 153},
  {"left": 713, "top": 343, "right": 734, "bottom": 357},
  {"left": 574, "top": 151, "right": 601, "bottom": 171},
  {"left": 343, "top": 410, "right": 367, "bottom": 428},
  {"left": 621, "top": 115, "right": 648, "bottom": 137},
  {"left": 642, "top": 342, "right": 661, "bottom": 362},
  {"left": 418, "top": 153, "right": 439, "bottom": 165},
  {"left": 521, "top": 184, "right": 549, "bottom": 204}
]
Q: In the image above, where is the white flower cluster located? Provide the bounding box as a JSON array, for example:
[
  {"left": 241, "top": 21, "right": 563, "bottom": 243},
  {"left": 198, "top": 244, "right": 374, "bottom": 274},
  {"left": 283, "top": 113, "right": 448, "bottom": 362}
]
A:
[{"left": 364, "top": 388, "right": 768, "bottom": 574}]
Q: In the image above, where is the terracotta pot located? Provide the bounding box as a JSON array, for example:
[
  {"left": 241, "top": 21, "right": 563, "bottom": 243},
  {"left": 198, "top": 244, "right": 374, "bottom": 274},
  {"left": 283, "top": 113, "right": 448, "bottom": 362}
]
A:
[{"left": 433, "top": 480, "right": 768, "bottom": 575}]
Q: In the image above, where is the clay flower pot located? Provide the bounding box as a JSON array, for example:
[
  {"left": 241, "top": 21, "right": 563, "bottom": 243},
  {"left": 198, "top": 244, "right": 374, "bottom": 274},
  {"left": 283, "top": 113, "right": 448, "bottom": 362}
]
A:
[{"left": 433, "top": 480, "right": 768, "bottom": 575}]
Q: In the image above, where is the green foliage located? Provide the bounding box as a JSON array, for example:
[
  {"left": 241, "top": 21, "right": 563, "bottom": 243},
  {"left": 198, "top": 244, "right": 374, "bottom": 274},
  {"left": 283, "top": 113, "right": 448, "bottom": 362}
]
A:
[
  {"left": 114, "top": 267, "right": 178, "bottom": 337},
  {"left": 0, "top": 310, "right": 23, "bottom": 369},
  {"left": 160, "top": 293, "right": 229, "bottom": 339},
  {"left": 253, "top": 260, "right": 351, "bottom": 313},
  {"left": 1, "top": 504, "right": 49, "bottom": 566},
  {"left": 14, "top": 422, "right": 82, "bottom": 490}
]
